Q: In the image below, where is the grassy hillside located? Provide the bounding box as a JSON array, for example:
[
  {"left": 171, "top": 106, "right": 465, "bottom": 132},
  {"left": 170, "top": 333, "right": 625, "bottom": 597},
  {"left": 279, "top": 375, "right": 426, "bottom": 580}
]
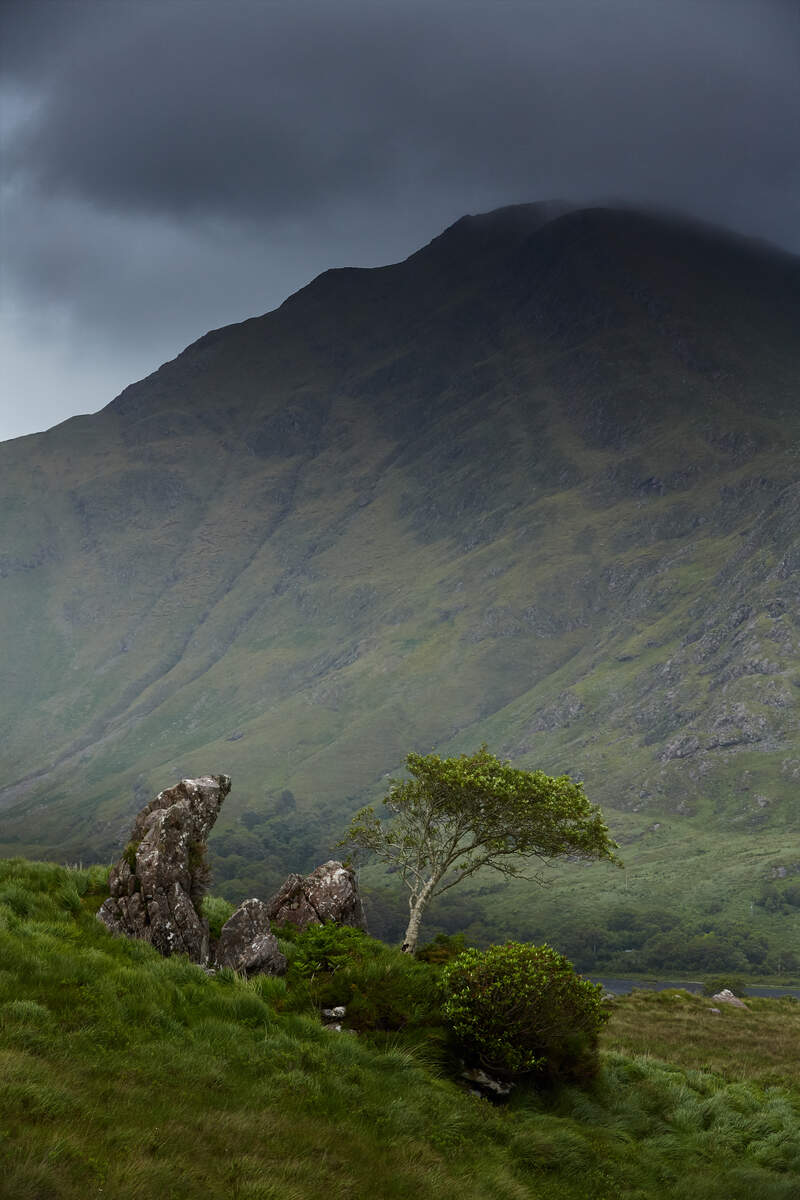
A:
[
  {"left": 1, "top": 204, "right": 799, "bottom": 963},
  {"left": 1, "top": 857, "right": 799, "bottom": 1199}
]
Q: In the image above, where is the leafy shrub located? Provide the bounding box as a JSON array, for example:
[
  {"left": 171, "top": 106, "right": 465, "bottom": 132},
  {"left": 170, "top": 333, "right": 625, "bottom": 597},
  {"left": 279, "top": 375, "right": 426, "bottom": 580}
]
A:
[
  {"left": 702, "top": 975, "right": 748, "bottom": 997},
  {"left": 327, "top": 954, "right": 440, "bottom": 1033},
  {"left": 282, "top": 923, "right": 441, "bottom": 1034},
  {"left": 441, "top": 941, "right": 608, "bottom": 1083},
  {"left": 282, "top": 922, "right": 377, "bottom": 979}
]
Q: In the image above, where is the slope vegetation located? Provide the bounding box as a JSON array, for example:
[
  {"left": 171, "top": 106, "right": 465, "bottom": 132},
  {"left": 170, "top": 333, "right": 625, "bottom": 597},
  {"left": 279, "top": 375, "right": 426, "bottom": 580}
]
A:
[
  {"left": 1, "top": 858, "right": 799, "bottom": 1200},
  {"left": 1, "top": 205, "right": 799, "bottom": 956}
]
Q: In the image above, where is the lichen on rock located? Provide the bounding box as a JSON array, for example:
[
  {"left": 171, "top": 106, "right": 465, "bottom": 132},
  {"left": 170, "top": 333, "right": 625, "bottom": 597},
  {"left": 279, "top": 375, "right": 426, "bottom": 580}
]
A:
[
  {"left": 265, "top": 860, "right": 366, "bottom": 931},
  {"left": 213, "top": 897, "right": 286, "bottom": 976},
  {"left": 97, "top": 774, "right": 231, "bottom": 963}
]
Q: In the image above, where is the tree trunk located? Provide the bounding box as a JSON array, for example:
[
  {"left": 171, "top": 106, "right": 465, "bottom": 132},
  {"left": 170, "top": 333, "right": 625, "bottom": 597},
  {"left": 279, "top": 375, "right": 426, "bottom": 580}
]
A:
[{"left": 401, "top": 875, "right": 438, "bottom": 954}]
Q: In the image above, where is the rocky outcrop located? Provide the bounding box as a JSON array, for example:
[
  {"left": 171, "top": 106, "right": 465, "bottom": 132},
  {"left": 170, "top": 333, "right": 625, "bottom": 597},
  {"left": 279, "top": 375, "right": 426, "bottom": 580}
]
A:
[
  {"left": 214, "top": 898, "right": 286, "bottom": 976},
  {"left": 265, "top": 860, "right": 366, "bottom": 930},
  {"left": 97, "top": 774, "right": 231, "bottom": 962}
]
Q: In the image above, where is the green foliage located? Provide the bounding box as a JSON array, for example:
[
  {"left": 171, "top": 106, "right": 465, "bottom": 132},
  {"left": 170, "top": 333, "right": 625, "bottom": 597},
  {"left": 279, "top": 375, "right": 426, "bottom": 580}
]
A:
[
  {"left": 281, "top": 921, "right": 377, "bottom": 977},
  {"left": 441, "top": 941, "right": 608, "bottom": 1082},
  {"left": 342, "top": 745, "right": 618, "bottom": 951},
  {"left": 756, "top": 878, "right": 800, "bottom": 915},
  {"left": 550, "top": 899, "right": 775, "bottom": 977},
  {"left": 416, "top": 932, "right": 467, "bottom": 964},
  {"left": 327, "top": 954, "right": 441, "bottom": 1035},
  {"left": 283, "top": 923, "right": 441, "bottom": 1034},
  {"left": 348, "top": 745, "right": 618, "bottom": 871},
  {"left": 121, "top": 840, "right": 140, "bottom": 871},
  {"left": 201, "top": 893, "right": 236, "bottom": 940},
  {"left": 0, "top": 856, "right": 799, "bottom": 1199},
  {"left": 703, "top": 975, "right": 749, "bottom": 997}
]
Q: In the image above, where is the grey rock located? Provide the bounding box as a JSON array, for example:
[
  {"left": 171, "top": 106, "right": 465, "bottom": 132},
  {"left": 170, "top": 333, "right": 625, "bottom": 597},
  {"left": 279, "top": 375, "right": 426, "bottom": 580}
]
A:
[
  {"left": 266, "top": 859, "right": 366, "bottom": 931},
  {"left": 461, "top": 1067, "right": 514, "bottom": 1097},
  {"left": 321, "top": 1006, "right": 347, "bottom": 1019},
  {"left": 214, "top": 898, "right": 286, "bottom": 976},
  {"left": 660, "top": 734, "right": 700, "bottom": 762},
  {"left": 710, "top": 988, "right": 747, "bottom": 1008},
  {"left": 97, "top": 774, "right": 231, "bottom": 963}
]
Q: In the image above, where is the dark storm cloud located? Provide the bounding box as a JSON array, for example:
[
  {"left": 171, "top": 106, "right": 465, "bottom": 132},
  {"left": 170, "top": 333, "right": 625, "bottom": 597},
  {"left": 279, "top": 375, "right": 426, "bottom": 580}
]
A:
[
  {"left": 1, "top": 0, "right": 799, "bottom": 438},
  {"left": 6, "top": 0, "right": 800, "bottom": 228}
]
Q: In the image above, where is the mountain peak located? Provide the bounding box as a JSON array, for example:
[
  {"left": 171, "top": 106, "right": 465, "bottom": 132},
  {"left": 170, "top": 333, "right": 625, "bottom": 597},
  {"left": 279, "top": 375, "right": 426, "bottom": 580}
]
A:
[{"left": 1, "top": 201, "right": 800, "bottom": 963}]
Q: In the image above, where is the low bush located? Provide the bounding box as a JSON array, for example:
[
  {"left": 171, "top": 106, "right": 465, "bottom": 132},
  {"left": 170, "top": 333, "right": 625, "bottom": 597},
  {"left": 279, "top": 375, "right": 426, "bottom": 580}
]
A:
[
  {"left": 280, "top": 921, "right": 379, "bottom": 977},
  {"left": 702, "top": 975, "right": 748, "bottom": 997},
  {"left": 282, "top": 922, "right": 441, "bottom": 1034},
  {"left": 441, "top": 941, "right": 608, "bottom": 1084},
  {"left": 415, "top": 932, "right": 467, "bottom": 964}
]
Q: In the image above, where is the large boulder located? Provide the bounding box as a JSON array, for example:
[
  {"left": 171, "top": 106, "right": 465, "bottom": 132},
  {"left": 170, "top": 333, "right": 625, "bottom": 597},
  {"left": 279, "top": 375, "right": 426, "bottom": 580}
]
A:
[
  {"left": 97, "top": 774, "right": 231, "bottom": 963},
  {"left": 214, "top": 898, "right": 287, "bottom": 976},
  {"left": 265, "top": 860, "right": 366, "bottom": 931},
  {"left": 711, "top": 988, "right": 748, "bottom": 1009}
]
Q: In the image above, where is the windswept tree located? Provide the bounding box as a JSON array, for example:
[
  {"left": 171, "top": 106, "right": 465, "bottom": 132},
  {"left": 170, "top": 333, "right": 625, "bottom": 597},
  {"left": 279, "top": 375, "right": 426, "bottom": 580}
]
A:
[{"left": 340, "top": 746, "right": 619, "bottom": 954}]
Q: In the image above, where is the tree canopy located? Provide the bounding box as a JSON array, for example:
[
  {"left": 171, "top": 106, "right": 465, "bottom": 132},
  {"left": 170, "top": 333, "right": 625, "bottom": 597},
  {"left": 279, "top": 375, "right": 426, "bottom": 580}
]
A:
[{"left": 340, "top": 746, "right": 619, "bottom": 953}]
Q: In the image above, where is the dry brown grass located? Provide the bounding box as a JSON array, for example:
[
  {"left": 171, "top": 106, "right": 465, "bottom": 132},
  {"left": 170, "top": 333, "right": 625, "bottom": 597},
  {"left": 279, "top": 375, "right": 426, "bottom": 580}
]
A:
[{"left": 601, "top": 988, "right": 800, "bottom": 1089}]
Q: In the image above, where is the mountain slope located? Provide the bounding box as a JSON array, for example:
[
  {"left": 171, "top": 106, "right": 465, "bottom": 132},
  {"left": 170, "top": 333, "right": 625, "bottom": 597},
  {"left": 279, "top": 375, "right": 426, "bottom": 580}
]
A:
[{"left": 1, "top": 203, "right": 799, "bottom": 948}]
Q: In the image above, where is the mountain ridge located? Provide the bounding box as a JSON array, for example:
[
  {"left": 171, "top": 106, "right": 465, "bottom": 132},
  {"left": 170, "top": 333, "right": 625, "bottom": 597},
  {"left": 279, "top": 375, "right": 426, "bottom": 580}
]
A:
[{"left": 1, "top": 202, "right": 799, "bottom": 953}]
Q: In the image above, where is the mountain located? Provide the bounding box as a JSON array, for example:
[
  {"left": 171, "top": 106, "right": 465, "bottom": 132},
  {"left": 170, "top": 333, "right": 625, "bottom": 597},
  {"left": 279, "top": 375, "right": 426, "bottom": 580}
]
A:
[{"left": 1, "top": 203, "right": 799, "bottom": 958}]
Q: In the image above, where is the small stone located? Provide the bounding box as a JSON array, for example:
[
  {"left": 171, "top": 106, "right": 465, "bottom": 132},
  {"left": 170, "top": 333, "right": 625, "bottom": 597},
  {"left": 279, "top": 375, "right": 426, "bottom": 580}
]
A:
[
  {"left": 709, "top": 1007, "right": 721, "bottom": 1014},
  {"left": 322, "top": 1006, "right": 347, "bottom": 1019}
]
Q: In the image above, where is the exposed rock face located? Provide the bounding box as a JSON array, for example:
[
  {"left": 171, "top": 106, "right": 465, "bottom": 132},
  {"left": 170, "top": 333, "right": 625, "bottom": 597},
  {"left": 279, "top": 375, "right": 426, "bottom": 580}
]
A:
[
  {"left": 214, "top": 898, "right": 286, "bottom": 976},
  {"left": 265, "top": 860, "right": 366, "bottom": 930},
  {"left": 97, "top": 774, "right": 231, "bottom": 962}
]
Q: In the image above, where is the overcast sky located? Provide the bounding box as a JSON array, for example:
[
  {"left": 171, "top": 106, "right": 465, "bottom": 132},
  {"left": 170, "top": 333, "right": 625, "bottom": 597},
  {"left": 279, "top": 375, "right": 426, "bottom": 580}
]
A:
[{"left": 1, "top": 0, "right": 798, "bottom": 442}]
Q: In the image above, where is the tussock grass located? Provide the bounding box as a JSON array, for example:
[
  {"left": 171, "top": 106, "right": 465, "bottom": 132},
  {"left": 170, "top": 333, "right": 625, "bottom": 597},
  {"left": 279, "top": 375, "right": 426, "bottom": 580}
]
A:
[
  {"left": 603, "top": 988, "right": 800, "bottom": 1088},
  {"left": 0, "top": 858, "right": 798, "bottom": 1199}
]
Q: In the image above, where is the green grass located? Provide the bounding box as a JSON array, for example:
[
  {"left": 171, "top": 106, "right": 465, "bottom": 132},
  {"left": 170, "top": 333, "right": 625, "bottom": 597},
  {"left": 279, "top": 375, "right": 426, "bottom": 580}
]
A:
[
  {"left": 602, "top": 989, "right": 800, "bottom": 1088},
  {"left": 0, "top": 857, "right": 799, "bottom": 1199}
]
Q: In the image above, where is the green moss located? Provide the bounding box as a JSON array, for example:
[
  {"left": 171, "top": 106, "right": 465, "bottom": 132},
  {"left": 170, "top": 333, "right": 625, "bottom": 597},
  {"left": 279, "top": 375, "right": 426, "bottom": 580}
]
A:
[{"left": 121, "top": 841, "right": 140, "bottom": 871}]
